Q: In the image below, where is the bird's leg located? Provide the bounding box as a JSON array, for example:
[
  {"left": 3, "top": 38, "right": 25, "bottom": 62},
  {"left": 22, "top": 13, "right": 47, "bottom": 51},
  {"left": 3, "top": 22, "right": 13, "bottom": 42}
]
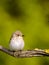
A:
[
  {"left": 14, "top": 50, "right": 22, "bottom": 57},
  {"left": 19, "top": 50, "right": 22, "bottom": 52}
]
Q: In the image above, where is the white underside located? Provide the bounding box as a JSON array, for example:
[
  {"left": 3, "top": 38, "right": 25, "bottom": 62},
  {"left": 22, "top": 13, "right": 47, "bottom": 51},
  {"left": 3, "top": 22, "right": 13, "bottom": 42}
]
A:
[{"left": 9, "top": 36, "right": 24, "bottom": 51}]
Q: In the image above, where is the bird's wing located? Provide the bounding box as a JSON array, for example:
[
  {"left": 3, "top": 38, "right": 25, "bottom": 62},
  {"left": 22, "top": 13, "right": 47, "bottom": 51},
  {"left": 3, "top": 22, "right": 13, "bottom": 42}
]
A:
[{"left": 9, "top": 33, "right": 14, "bottom": 44}]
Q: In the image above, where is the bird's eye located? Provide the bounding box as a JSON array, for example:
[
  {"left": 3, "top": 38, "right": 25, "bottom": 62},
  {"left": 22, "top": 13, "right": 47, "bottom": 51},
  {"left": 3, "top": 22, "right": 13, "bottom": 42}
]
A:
[
  {"left": 17, "top": 34, "right": 19, "bottom": 36},
  {"left": 16, "top": 34, "right": 19, "bottom": 36}
]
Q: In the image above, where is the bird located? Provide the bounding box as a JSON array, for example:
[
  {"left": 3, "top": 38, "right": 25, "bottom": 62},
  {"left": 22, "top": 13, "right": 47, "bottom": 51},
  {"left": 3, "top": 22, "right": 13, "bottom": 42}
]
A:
[{"left": 9, "top": 30, "right": 24, "bottom": 51}]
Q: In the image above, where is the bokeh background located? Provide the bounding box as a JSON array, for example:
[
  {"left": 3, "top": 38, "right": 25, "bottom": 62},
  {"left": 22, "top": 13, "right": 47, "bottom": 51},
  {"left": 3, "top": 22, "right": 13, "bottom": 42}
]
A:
[{"left": 0, "top": 0, "right": 49, "bottom": 65}]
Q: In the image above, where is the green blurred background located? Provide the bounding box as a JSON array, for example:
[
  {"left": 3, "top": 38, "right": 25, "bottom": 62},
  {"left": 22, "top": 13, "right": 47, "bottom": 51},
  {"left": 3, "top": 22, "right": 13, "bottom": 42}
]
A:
[{"left": 0, "top": 0, "right": 49, "bottom": 65}]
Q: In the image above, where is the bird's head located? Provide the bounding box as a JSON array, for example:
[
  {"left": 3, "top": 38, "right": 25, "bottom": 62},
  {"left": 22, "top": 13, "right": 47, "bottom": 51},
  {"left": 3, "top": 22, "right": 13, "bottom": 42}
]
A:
[{"left": 13, "top": 30, "right": 24, "bottom": 37}]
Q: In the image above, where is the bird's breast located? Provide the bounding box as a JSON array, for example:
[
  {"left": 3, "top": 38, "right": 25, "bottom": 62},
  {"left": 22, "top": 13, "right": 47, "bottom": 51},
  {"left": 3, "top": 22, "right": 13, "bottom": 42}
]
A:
[{"left": 9, "top": 37, "right": 24, "bottom": 51}]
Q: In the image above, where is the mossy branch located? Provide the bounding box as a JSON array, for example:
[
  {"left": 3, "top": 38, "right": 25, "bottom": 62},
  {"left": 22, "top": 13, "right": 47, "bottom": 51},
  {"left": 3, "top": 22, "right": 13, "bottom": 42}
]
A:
[{"left": 0, "top": 45, "right": 49, "bottom": 58}]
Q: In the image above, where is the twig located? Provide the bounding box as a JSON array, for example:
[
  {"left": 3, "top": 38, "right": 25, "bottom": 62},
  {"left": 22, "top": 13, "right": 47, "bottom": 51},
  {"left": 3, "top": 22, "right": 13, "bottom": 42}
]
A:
[{"left": 0, "top": 45, "right": 49, "bottom": 58}]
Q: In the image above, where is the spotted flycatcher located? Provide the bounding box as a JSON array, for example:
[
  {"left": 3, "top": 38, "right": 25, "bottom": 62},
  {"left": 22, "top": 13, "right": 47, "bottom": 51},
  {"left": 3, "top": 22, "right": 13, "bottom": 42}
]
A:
[{"left": 9, "top": 30, "right": 24, "bottom": 51}]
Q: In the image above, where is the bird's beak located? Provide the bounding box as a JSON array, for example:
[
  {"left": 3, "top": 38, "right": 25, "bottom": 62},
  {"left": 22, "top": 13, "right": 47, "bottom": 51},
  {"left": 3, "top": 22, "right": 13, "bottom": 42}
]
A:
[{"left": 22, "top": 34, "right": 24, "bottom": 37}]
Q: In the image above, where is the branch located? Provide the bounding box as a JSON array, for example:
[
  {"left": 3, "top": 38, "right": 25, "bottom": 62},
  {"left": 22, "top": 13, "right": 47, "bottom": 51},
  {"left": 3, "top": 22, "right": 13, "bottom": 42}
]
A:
[{"left": 0, "top": 45, "right": 49, "bottom": 58}]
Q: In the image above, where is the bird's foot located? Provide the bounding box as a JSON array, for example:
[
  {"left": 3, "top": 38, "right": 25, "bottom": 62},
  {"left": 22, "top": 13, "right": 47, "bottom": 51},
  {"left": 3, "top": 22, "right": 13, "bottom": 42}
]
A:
[{"left": 14, "top": 50, "right": 22, "bottom": 57}]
